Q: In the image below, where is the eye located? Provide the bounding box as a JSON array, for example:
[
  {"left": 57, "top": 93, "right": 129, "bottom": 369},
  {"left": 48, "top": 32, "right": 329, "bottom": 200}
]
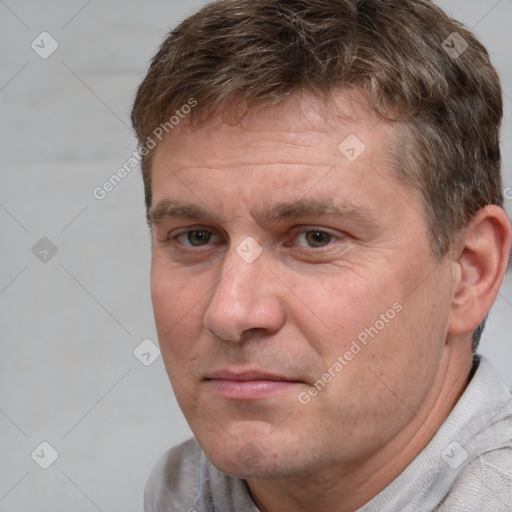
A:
[
  {"left": 174, "top": 229, "right": 220, "bottom": 247},
  {"left": 295, "top": 230, "right": 337, "bottom": 248}
]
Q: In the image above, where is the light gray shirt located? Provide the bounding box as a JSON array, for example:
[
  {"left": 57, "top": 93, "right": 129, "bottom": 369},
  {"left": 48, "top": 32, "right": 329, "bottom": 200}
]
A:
[{"left": 144, "top": 356, "right": 512, "bottom": 511}]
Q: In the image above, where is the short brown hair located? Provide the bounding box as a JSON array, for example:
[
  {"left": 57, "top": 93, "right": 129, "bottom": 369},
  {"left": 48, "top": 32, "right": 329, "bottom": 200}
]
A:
[{"left": 131, "top": 0, "right": 504, "bottom": 347}]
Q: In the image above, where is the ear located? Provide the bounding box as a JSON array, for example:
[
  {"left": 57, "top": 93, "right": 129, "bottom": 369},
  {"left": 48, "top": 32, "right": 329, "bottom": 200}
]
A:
[{"left": 448, "top": 205, "right": 511, "bottom": 337}]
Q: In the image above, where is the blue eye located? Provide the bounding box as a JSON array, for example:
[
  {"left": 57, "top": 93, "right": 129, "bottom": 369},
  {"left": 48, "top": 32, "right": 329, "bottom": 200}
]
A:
[{"left": 296, "top": 230, "right": 336, "bottom": 248}]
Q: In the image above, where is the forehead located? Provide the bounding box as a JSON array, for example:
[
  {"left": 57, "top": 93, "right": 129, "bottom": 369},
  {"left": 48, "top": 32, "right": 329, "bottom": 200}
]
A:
[
  {"left": 149, "top": 91, "right": 419, "bottom": 224},
  {"left": 154, "top": 91, "right": 388, "bottom": 167}
]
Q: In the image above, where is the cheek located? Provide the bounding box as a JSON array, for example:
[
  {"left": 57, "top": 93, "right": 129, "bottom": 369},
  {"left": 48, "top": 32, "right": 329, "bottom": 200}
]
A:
[
  {"left": 287, "top": 265, "right": 403, "bottom": 359},
  {"left": 150, "top": 259, "right": 206, "bottom": 360},
  {"left": 289, "top": 256, "right": 445, "bottom": 397}
]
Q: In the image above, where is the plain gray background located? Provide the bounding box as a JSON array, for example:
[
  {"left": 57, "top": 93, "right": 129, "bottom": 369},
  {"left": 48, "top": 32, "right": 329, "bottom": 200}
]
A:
[{"left": 0, "top": 1, "right": 511, "bottom": 510}]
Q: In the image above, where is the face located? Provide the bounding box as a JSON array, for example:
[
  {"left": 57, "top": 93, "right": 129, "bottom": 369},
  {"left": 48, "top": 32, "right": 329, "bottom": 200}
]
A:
[{"left": 149, "top": 92, "right": 454, "bottom": 479}]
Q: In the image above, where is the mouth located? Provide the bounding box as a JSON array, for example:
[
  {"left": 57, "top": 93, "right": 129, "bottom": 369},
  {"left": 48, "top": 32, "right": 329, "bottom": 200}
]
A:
[{"left": 204, "top": 369, "right": 304, "bottom": 400}]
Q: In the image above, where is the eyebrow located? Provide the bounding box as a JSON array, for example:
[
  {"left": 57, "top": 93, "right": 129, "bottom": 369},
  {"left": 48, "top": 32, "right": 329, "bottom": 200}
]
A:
[
  {"left": 262, "top": 199, "right": 375, "bottom": 225},
  {"left": 147, "top": 200, "right": 223, "bottom": 225},
  {"left": 147, "top": 198, "right": 376, "bottom": 226}
]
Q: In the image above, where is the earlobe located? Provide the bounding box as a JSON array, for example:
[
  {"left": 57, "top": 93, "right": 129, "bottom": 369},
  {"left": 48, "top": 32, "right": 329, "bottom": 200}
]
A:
[{"left": 448, "top": 205, "right": 511, "bottom": 337}]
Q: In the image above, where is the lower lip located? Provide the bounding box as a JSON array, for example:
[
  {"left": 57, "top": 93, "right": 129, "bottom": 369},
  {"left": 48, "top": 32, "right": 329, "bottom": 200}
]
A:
[{"left": 206, "top": 379, "right": 299, "bottom": 400}]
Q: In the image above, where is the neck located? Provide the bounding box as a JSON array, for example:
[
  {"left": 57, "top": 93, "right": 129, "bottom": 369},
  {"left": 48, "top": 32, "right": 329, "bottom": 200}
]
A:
[{"left": 247, "top": 343, "right": 474, "bottom": 512}]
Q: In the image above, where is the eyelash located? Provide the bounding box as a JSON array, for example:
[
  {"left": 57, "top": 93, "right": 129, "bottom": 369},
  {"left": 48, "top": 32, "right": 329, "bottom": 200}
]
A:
[
  {"left": 167, "top": 226, "right": 344, "bottom": 250},
  {"left": 172, "top": 229, "right": 222, "bottom": 248}
]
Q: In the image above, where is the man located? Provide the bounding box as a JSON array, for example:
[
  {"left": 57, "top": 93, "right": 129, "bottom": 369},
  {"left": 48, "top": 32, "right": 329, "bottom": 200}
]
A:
[{"left": 131, "top": 0, "right": 512, "bottom": 510}]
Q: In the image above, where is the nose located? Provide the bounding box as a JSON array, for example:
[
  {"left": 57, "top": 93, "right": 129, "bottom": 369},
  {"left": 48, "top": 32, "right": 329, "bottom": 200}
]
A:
[{"left": 202, "top": 248, "right": 286, "bottom": 342}]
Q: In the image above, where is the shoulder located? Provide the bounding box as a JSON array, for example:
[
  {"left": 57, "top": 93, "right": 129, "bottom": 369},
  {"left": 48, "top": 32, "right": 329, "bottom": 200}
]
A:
[
  {"left": 437, "top": 445, "right": 512, "bottom": 511},
  {"left": 437, "top": 360, "right": 512, "bottom": 512},
  {"left": 144, "top": 437, "right": 202, "bottom": 512}
]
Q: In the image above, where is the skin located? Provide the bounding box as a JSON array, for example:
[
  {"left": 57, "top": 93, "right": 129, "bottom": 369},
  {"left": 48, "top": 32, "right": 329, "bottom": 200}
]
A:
[{"left": 148, "top": 92, "right": 510, "bottom": 512}]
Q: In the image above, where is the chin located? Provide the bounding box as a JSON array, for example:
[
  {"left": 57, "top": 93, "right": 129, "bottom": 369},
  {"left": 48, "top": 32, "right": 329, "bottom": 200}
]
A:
[
  {"left": 198, "top": 428, "right": 305, "bottom": 480},
  {"left": 209, "top": 449, "right": 284, "bottom": 479}
]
